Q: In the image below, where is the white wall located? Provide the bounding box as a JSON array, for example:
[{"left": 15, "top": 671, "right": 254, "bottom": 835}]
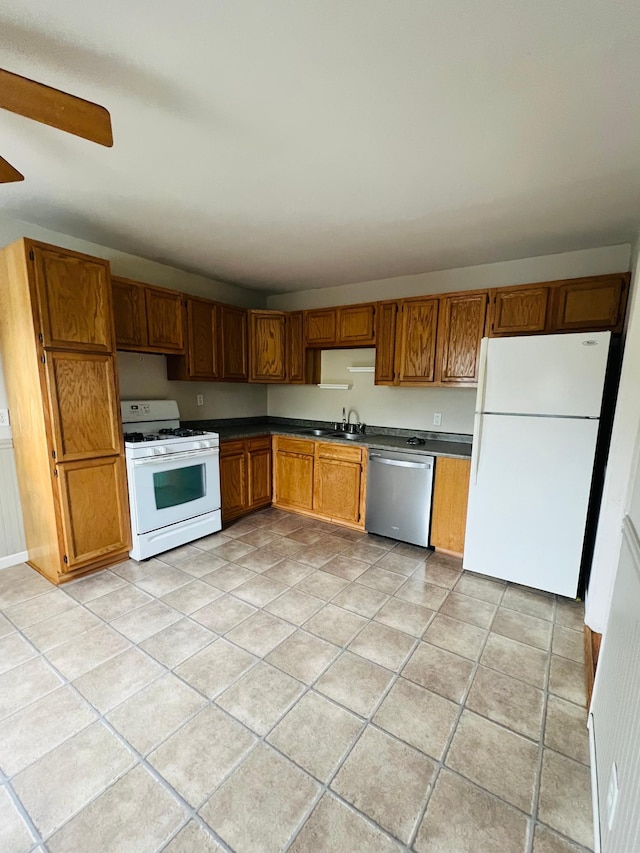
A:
[
  {"left": 586, "top": 238, "right": 640, "bottom": 631},
  {"left": 267, "top": 244, "right": 631, "bottom": 310},
  {"left": 268, "top": 349, "right": 475, "bottom": 434},
  {"left": 118, "top": 353, "right": 266, "bottom": 422}
]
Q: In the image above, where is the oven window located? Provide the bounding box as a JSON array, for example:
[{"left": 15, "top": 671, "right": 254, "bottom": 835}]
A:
[{"left": 153, "top": 464, "right": 206, "bottom": 509}]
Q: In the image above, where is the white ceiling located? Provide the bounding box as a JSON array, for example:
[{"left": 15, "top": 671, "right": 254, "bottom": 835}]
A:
[{"left": 1, "top": 1, "right": 639, "bottom": 292}]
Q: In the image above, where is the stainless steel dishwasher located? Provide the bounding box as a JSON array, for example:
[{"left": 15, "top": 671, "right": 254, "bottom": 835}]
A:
[{"left": 365, "top": 450, "right": 435, "bottom": 546}]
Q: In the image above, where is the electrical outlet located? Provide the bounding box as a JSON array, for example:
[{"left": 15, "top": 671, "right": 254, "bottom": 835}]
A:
[
  {"left": 196, "top": 394, "right": 204, "bottom": 406},
  {"left": 0, "top": 409, "right": 9, "bottom": 427},
  {"left": 433, "top": 412, "right": 442, "bottom": 426},
  {"left": 606, "top": 762, "right": 619, "bottom": 830}
]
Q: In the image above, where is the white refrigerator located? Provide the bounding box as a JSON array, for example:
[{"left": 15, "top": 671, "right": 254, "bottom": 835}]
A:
[{"left": 463, "top": 331, "right": 611, "bottom": 598}]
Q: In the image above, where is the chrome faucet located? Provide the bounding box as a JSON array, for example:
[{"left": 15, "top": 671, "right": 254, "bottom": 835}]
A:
[{"left": 342, "top": 407, "right": 347, "bottom": 429}]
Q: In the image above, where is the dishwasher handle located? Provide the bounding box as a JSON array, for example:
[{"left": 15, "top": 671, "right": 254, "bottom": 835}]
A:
[{"left": 369, "top": 454, "right": 433, "bottom": 470}]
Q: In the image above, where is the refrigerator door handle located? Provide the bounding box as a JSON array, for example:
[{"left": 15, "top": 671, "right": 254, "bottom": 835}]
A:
[
  {"left": 476, "top": 337, "right": 489, "bottom": 414},
  {"left": 471, "top": 413, "right": 483, "bottom": 485}
]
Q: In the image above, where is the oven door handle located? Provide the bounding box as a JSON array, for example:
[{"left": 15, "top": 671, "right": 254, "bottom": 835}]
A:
[{"left": 132, "top": 448, "right": 219, "bottom": 466}]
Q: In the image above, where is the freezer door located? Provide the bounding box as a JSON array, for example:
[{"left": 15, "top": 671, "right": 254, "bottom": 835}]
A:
[
  {"left": 482, "top": 331, "right": 610, "bottom": 417},
  {"left": 463, "top": 414, "right": 599, "bottom": 597}
]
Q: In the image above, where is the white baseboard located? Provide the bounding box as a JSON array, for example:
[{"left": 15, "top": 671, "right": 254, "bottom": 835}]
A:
[{"left": 0, "top": 551, "right": 28, "bottom": 571}]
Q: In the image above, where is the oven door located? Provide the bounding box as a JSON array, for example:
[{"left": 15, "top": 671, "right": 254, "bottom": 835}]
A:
[{"left": 130, "top": 448, "right": 220, "bottom": 534}]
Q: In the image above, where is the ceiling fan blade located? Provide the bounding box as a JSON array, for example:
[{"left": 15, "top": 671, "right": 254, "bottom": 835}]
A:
[
  {"left": 0, "top": 155, "right": 24, "bottom": 183},
  {"left": 0, "top": 69, "right": 113, "bottom": 147}
]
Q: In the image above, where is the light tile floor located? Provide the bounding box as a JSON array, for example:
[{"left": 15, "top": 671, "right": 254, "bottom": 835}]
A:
[{"left": 0, "top": 508, "right": 593, "bottom": 853}]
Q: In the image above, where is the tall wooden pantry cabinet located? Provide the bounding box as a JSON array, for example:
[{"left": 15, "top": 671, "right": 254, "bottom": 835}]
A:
[{"left": 0, "top": 239, "right": 131, "bottom": 584}]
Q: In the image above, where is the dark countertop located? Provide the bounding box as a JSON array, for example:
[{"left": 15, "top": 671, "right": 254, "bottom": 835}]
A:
[{"left": 182, "top": 417, "right": 472, "bottom": 459}]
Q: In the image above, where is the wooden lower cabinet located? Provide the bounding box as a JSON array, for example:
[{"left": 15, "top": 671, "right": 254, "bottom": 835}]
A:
[
  {"left": 430, "top": 457, "right": 471, "bottom": 557},
  {"left": 313, "top": 444, "right": 363, "bottom": 525},
  {"left": 273, "top": 436, "right": 366, "bottom": 530},
  {"left": 273, "top": 438, "right": 315, "bottom": 512},
  {"left": 57, "top": 456, "right": 130, "bottom": 570},
  {"left": 220, "top": 436, "right": 272, "bottom": 522}
]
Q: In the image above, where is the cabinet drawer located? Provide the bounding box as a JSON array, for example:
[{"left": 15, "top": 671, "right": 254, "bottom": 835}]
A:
[
  {"left": 275, "top": 436, "right": 315, "bottom": 455},
  {"left": 247, "top": 435, "right": 271, "bottom": 452},
  {"left": 220, "top": 440, "right": 245, "bottom": 456},
  {"left": 316, "top": 442, "right": 363, "bottom": 463}
]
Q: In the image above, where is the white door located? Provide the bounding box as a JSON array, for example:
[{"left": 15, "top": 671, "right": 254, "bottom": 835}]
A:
[
  {"left": 463, "top": 413, "right": 599, "bottom": 597},
  {"left": 131, "top": 449, "right": 221, "bottom": 534},
  {"left": 481, "top": 332, "right": 610, "bottom": 417}
]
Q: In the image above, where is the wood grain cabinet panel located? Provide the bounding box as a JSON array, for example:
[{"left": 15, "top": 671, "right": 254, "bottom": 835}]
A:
[
  {"left": 274, "top": 448, "right": 315, "bottom": 511},
  {"left": 374, "top": 301, "right": 398, "bottom": 385},
  {"left": 187, "top": 297, "right": 220, "bottom": 379},
  {"left": 305, "top": 308, "right": 337, "bottom": 346},
  {"left": 313, "top": 450, "right": 362, "bottom": 525},
  {"left": 249, "top": 311, "right": 286, "bottom": 382},
  {"left": 220, "top": 442, "right": 247, "bottom": 522},
  {"left": 220, "top": 305, "right": 248, "bottom": 381},
  {"left": 437, "top": 292, "right": 488, "bottom": 384},
  {"left": 57, "top": 456, "right": 130, "bottom": 570},
  {"left": 46, "top": 351, "right": 121, "bottom": 461},
  {"left": 490, "top": 286, "right": 549, "bottom": 336},
  {"left": 430, "top": 457, "right": 471, "bottom": 557},
  {"left": 248, "top": 441, "right": 272, "bottom": 510},
  {"left": 112, "top": 277, "right": 147, "bottom": 349},
  {"left": 145, "top": 287, "right": 184, "bottom": 352},
  {"left": 396, "top": 298, "right": 439, "bottom": 384},
  {"left": 32, "top": 245, "right": 113, "bottom": 352},
  {"left": 337, "top": 304, "right": 376, "bottom": 344},
  {"left": 552, "top": 276, "right": 627, "bottom": 332}
]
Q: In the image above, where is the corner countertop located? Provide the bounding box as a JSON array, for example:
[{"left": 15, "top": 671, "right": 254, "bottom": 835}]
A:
[{"left": 181, "top": 418, "right": 472, "bottom": 460}]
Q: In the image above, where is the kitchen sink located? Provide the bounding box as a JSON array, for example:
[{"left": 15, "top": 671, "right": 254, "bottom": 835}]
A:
[
  {"left": 330, "top": 431, "right": 366, "bottom": 441},
  {"left": 299, "top": 428, "right": 336, "bottom": 436}
]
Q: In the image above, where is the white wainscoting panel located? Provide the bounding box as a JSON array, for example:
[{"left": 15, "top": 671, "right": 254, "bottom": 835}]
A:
[
  {"left": 589, "top": 515, "right": 640, "bottom": 852},
  {"left": 0, "top": 440, "right": 27, "bottom": 568}
]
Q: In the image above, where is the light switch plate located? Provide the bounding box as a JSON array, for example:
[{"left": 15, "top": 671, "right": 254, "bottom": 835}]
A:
[
  {"left": 0, "top": 409, "right": 9, "bottom": 427},
  {"left": 196, "top": 394, "right": 204, "bottom": 406},
  {"left": 433, "top": 412, "right": 442, "bottom": 426}
]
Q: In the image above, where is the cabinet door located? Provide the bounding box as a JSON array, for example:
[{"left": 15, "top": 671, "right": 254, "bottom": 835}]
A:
[
  {"left": 220, "top": 305, "right": 248, "bottom": 381},
  {"left": 220, "top": 442, "right": 247, "bottom": 521},
  {"left": 337, "top": 304, "right": 376, "bottom": 344},
  {"left": 46, "top": 352, "right": 121, "bottom": 461},
  {"left": 188, "top": 298, "right": 220, "bottom": 379},
  {"left": 286, "top": 312, "right": 305, "bottom": 383},
  {"left": 145, "top": 288, "right": 184, "bottom": 352},
  {"left": 57, "top": 456, "right": 130, "bottom": 569},
  {"left": 430, "top": 457, "right": 471, "bottom": 556},
  {"left": 490, "top": 287, "right": 549, "bottom": 336},
  {"left": 274, "top": 451, "right": 314, "bottom": 510},
  {"left": 32, "top": 244, "right": 113, "bottom": 352},
  {"left": 374, "top": 301, "right": 398, "bottom": 385},
  {"left": 305, "top": 308, "right": 337, "bottom": 346},
  {"left": 438, "top": 292, "right": 488, "bottom": 385},
  {"left": 396, "top": 298, "right": 439, "bottom": 384},
  {"left": 112, "top": 277, "right": 147, "bottom": 349},
  {"left": 552, "top": 276, "right": 627, "bottom": 332},
  {"left": 248, "top": 439, "right": 272, "bottom": 509},
  {"left": 314, "top": 457, "right": 362, "bottom": 524},
  {"left": 249, "top": 311, "right": 286, "bottom": 382}
]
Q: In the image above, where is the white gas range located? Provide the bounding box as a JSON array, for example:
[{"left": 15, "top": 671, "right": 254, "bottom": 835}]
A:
[{"left": 121, "top": 400, "right": 221, "bottom": 561}]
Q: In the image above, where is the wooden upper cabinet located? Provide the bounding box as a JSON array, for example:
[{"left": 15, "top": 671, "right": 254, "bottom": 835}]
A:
[
  {"left": 249, "top": 311, "right": 286, "bottom": 383},
  {"left": 187, "top": 297, "right": 220, "bottom": 379},
  {"left": 46, "top": 351, "right": 121, "bottom": 462},
  {"left": 31, "top": 243, "right": 113, "bottom": 352},
  {"left": 490, "top": 286, "right": 549, "bottom": 336},
  {"left": 112, "top": 277, "right": 147, "bottom": 349},
  {"left": 396, "top": 297, "right": 439, "bottom": 384},
  {"left": 220, "top": 305, "right": 248, "bottom": 381},
  {"left": 56, "top": 455, "right": 130, "bottom": 569},
  {"left": 552, "top": 275, "right": 628, "bottom": 333},
  {"left": 112, "top": 277, "right": 184, "bottom": 354},
  {"left": 437, "top": 292, "right": 488, "bottom": 385},
  {"left": 145, "top": 287, "right": 184, "bottom": 352},
  {"left": 305, "top": 308, "right": 337, "bottom": 346},
  {"left": 286, "top": 312, "right": 305, "bottom": 383},
  {"left": 337, "top": 304, "right": 375, "bottom": 344},
  {"left": 374, "top": 301, "right": 398, "bottom": 385}
]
